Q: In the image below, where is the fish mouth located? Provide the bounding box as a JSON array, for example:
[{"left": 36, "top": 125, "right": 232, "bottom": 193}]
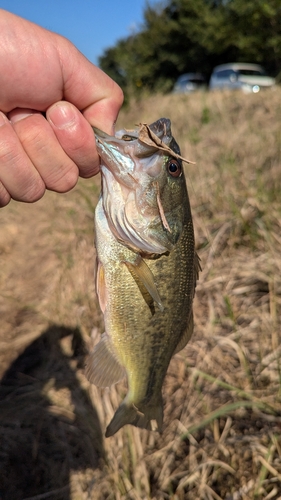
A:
[
  {"left": 93, "top": 127, "right": 138, "bottom": 186},
  {"left": 93, "top": 125, "right": 168, "bottom": 186},
  {"left": 93, "top": 120, "right": 193, "bottom": 174},
  {"left": 93, "top": 121, "right": 186, "bottom": 255}
]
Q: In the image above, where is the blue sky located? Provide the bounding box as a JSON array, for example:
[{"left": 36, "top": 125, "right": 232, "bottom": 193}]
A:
[{"left": 0, "top": 0, "right": 157, "bottom": 66}]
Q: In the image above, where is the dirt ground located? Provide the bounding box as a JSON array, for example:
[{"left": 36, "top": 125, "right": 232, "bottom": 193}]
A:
[{"left": 1, "top": 91, "right": 281, "bottom": 499}]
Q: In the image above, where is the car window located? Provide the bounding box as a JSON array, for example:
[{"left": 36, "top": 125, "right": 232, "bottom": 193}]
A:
[
  {"left": 189, "top": 78, "right": 204, "bottom": 84},
  {"left": 215, "top": 69, "right": 237, "bottom": 79},
  {"left": 178, "top": 78, "right": 188, "bottom": 84},
  {"left": 238, "top": 69, "right": 265, "bottom": 76}
]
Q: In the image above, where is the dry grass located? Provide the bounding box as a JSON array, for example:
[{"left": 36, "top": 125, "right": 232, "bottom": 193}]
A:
[{"left": 1, "top": 88, "right": 281, "bottom": 499}]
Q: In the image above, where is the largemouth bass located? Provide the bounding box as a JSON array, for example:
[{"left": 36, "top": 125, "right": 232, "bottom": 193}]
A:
[{"left": 86, "top": 118, "right": 199, "bottom": 437}]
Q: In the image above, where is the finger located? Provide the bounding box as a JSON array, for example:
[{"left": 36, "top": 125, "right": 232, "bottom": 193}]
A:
[
  {"left": 0, "top": 180, "right": 11, "bottom": 207},
  {"left": 9, "top": 109, "right": 80, "bottom": 193},
  {"left": 46, "top": 101, "right": 100, "bottom": 178},
  {"left": 58, "top": 41, "right": 124, "bottom": 134},
  {"left": 0, "top": 11, "right": 123, "bottom": 135},
  {"left": 82, "top": 79, "right": 124, "bottom": 135},
  {"left": 0, "top": 111, "right": 45, "bottom": 202}
]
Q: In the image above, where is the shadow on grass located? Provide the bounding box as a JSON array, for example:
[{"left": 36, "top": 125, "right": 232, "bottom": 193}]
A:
[{"left": 0, "top": 325, "right": 104, "bottom": 500}]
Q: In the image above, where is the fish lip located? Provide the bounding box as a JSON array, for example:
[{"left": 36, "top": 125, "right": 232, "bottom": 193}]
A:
[
  {"left": 93, "top": 126, "right": 164, "bottom": 181},
  {"left": 93, "top": 127, "right": 123, "bottom": 158},
  {"left": 93, "top": 127, "right": 129, "bottom": 148},
  {"left": 93, "top": 126, "right": 138, "bottom": 188},
  {"left": 92, "top": 126, "right": 110, "bottom": 139}
]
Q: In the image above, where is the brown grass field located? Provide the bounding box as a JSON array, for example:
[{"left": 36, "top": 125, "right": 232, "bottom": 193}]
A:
[{"left": 1, "top": 88, "right": 281, "bottom": 500}]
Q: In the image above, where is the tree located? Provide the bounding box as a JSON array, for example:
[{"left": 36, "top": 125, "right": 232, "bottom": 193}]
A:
[
  {"left": 98, "top": 0, "right": 281, "bottom": 97},
  {"left": 223, "top": 0, "right": 281, "bottom": 75}
]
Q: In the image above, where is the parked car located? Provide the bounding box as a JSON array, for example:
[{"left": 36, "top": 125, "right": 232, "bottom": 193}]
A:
[
  {"left": 209, "top": 63, "right": 276, "bottom": 93},
  {"left": 173, "top": 73, "right": 207, "bottom": 94}
]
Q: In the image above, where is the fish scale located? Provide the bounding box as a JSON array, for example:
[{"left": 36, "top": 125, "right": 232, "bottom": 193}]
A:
[{"left": 85, "top": 118, "right": 199, "bottom": 437}]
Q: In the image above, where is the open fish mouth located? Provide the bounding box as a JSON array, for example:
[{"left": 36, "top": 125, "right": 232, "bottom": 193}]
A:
[
  {"left": 93, "top": 119, "right": 193, "bottom": 255},
  {"left": 93, "top": 119, "right": 193, "bottom": 177}
]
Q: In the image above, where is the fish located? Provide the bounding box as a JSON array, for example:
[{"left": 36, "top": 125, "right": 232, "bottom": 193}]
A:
[{"left": 85, "top": 118, "right": 199, "bottom": 437}]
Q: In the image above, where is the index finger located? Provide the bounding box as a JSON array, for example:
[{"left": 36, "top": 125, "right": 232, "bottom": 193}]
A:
[{"left": 58, "top": 40, "right": 124, "bottom": 134}]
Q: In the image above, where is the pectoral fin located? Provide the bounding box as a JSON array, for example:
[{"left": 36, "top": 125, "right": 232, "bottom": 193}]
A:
[
  {"left": 123, "top": 255, "right": 164, "bottom": 312},
  {"left": 85, "top": 333, "right": 126, "bottom": 387}
]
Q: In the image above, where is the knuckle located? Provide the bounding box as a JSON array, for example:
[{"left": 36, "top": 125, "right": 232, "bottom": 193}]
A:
[
  {"left": 13, "top": 114, "right": 51, "bottom": 158},
  {"left": 20, "top": 124, "right": 46, "bottom": 153},
  {"left": 46, "top": 164, "right": 78, "bottom": 193},
  {"left": 78, "top": 158, "right": 100, "bottom": 178},
  {"left": 0, "top": 121, "right": 46, "bottom": 203},
  {"left": 0, "top": 198, "right": 11, "bottom": 208},
  {"left": 114, "top": 84, "right": 124, "bottom": 107},
  {"left": 20, "top": 178, "right": 46, "bottom": 203},
  {"left": 58, "top": 166, "right": 79, "bottom": 192},
  {"left": 0, "top": 185, "right": 11, "bottom": 208},
  {"left": 0, "top": 136, "right": 19, "bottom": 165}
]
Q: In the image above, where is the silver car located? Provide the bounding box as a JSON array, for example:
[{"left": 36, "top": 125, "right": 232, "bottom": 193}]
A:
[
  {"left": 209, "top": 63, "right": 275, "bottom": 93},
  {"left": 173, "top": 73, "right": 206, "bottom": 94}
]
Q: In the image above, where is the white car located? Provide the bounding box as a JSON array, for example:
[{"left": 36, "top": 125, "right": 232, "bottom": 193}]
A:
[{"left": 209, "top": 63, "right": 276, "bottom": 93}]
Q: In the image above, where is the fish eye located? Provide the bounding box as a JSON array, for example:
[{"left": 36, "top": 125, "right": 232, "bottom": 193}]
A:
[
  {"left": 122, "top": 134, "right": 138, "bottom": 141},
  {"left": 167, "top": 159, "right": 182, "bottom": 177}
]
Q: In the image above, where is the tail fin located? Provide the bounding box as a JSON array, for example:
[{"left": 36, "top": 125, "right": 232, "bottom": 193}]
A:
[{"left": 105, "top": 400, "right": 163, "bottom": 437}]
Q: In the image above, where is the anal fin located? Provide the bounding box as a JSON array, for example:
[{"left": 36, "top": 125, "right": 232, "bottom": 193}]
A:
[{"left": 85, "top": 333, "right": 126, "bottom": 387}]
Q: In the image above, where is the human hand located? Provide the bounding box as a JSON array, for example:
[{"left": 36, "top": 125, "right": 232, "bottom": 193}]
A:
[{"left": 0, "top": 9, "right": 123, "bottom": 207}]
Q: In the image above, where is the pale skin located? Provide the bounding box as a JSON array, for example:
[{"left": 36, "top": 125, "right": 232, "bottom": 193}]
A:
[{"left": 0, "top": 9, "right": 124, "bottom": 207}]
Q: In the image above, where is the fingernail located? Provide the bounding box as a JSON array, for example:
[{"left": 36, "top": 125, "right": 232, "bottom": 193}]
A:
[
  {"left": 48, "top": 102, "right": 76, "bottom": 129},
  {"left": 9, "top": 109, "right": 36, "bottom": 123}
]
